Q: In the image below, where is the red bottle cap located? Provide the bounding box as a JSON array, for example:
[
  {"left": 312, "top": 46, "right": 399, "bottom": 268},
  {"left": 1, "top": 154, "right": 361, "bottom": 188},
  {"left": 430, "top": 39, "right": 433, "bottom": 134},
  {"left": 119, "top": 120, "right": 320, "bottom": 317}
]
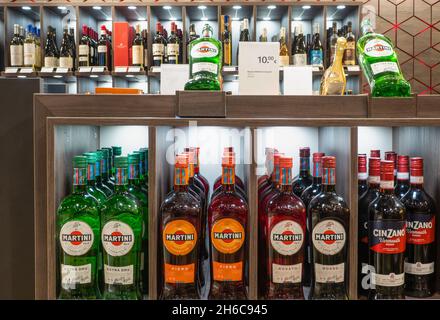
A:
[
  {"left": 175, "top": 154, "right": 189, "bottom": 168},
  {"left": 358, "top": 154, "right": 367, "bottom": 173},
  {"left": 322, "top": 156, "right": 336, "bottom": 168},
  {"left": 279, "top": 156, "right": 293, "bottom": 168},
  {"left": 299, "top": 147, "right": 310, "bottom": 157},
  {"left": 223, "top": 147, "right": 234, "bottom": 154},
  {"left": 410, "top": 157, "right": 423, "bottom": 177},
  {"left": 101, "top": 25, "right": 106, "bottom": 31},
  {"left": 313, "top": 152, "right": 325, "bottom": 162},
  {"left": 273, "top": 152, "right": 284, "bottom": 166},
  {"left": 369, "top": 157, "right": 381, "bottom": 176},
  {"left": 380, "top": 160, "right": 394, "bottom": 181},
  {"left": 385, "top": 151, "right": 397, "bottom": 164},
  {"left": 397, "top": 155, "right": 409, "bottom": 172},
  {"left": 222, "top": 155, "right": 235, "bottom": 167},
  {"left": 370, "top": 149, "right": 381, "bottom": 158}
]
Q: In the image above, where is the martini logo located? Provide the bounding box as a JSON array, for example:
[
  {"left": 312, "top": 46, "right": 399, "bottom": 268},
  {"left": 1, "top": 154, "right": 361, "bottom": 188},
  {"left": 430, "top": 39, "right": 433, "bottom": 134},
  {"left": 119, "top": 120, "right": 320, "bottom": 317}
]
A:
[
  {"left": 270, "top": 220, "right": 304, "bottom": 256},
  {"left": 163, "top": 220, "right": 197, "bottom": 256},
  {"left": 369, "top": 220, "right": 406, "bottom": 254},
  {"left": 102, "top": 221, "right": 135, "bottom": 257},
  {"left": 191, "top": 42, "right": 218, "bottom": 58},
  {"left": 60, "top": 221, "right": 94, "bottom": 256},
  {"left": 211, "top": 218, "right": 245, "bottom": 254},
  {"left": 364, "top": 39, "right": 393, "bottom": 58},
  {"left": 407, "top": 213, "right": 435, "bottom": 245},
  {"left": 312, "top": 220, "right": 346, "bottom": 255}
]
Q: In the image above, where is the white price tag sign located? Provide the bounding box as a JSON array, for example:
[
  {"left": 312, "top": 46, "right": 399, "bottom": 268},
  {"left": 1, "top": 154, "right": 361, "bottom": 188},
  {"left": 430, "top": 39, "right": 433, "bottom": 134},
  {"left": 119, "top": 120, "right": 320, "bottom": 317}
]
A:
[
  {"left": 284, "top": 66, "right": 313, "bottom": 95},
  {"left": 115, "top": 66, "right": 128, "bottom": 73},
  {"left": 92, "top": 66, "right": 105, "bottom": 73},
  {"left": 347, "top": 65, "right": 360, "bottom": 72},
  {"left": 5, "top": 68, "right": 19, "bottom": 74},
  {"left": 56, "top": 67, "right": 68, "bottom": 74},
  {"left": 79, "top": 67, "right": 92, "bottom": 73},
  {"left": 160, "top": 64, "right": 189, "bottom": 95},
  {"left": 41, "top": 67, "right": 54, "bottom": 73},
  {"left": 20, "top": 68, "right": 33, "bottom": 74},
  {"left": 128, "top": 66, "right": 141, "bottom": 73},
  {"left": 238, "top": 42, "right": 279, "bottom": 95}
]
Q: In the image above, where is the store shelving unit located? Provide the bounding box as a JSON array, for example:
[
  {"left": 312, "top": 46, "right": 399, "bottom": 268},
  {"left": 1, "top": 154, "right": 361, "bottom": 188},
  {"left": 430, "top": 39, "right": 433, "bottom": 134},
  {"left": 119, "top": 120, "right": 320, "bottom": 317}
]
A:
[{"left": 33, "top": 93, "right": 440, "bottom": 301}]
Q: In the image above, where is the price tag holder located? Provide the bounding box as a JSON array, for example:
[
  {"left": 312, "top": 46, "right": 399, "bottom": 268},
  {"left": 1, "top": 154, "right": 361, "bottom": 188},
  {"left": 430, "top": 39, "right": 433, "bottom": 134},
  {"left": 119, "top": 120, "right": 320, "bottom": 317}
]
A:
[
  {"left": 20, "top": 68, "right": 33, "bottom": 74},
  {"left": 223, "top": 66, "right": 237, "bottom": 72},
  {"left": 56, "top": 67, "right": 68, "bottom": 74},
  {"left": 79, "top": 67, "right": 92, "bottom": 73},
  {"left": 5, "top": 67, "right": 19, "bottom": 74},
  {"left": 92, "top": 66, "right": 105, "bottom": 73},
  {"left": 284, "top": 66, "right": 313, "bottom": 95},
  {"left": 347, "top": 65, "right": 360, "bottom": 72},
  {"left": 41, "top": 67, "right": 54, "bottom": 73},
  {"left": 238, "top": 42, "right": 279, "bottom": 95},
  {"left": 115, "top": 66, "right": 128, "bottom": 73},
  {"left": 128, "top": 66, "right": 141, "bottom": 73},
  {"left": 312, "top": 66, "right": 321, "bottom": 72},
  {"left": 151, "top": 66, "right": 161, "bottom": 73},
  {"left": 160, "top": 64, "right": 189, "bottom": 95}
]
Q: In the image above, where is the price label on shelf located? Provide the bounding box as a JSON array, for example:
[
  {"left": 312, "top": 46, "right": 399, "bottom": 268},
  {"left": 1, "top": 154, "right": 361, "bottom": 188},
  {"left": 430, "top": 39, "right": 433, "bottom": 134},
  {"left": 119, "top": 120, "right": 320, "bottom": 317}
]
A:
[
  {"left": 312, "top": 66, "right": 321, "bottom": 72},
  {"left": 347, "top": 65, "right": 360, "bottom": 72},
  {"left": 56, "top": 68, "right": 68, "bottom": 74},
  {"left": 92, "top": 66, "right": 105, "bottom": 73},
  {"left": 284, "top": 66, "right": 313, "bottom": 95},
  {"left": 41, "top": 67, "right": 54, "bottom": 73},
  {"left": 20, "top": 68, "right": 33, "bottom": 74},
  {"left": 79, "top": 67, "right": 92, "bottom": 73},
  {"left": 128, "top": 66, "right": 141, "bottom": 73},
  {"left": 5, "top": 68, "right": 19, "bottom": 74},
  {"left": 150, "top": 66, "right": 161, "bottom": 73},
  {"left": 223, "top": 66, "right": 237, "bottom": 72},
  {"left": 115, "top": 66, "right": 128, "bottom": 73},
  {"left": 238, "top": 42, "right": 279, "bottom": 95}
]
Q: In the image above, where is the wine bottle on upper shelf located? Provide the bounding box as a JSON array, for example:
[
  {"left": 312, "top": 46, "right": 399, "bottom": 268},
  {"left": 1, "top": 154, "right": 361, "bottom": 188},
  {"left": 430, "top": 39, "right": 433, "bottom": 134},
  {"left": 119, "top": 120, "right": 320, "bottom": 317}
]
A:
[
  {"left": 306, "top": 34, "right": 311, "bottom": 64},
  {"left": 320, "top": 37, "right": 347, "bottom": 96},
  {"left": 310, "top": 23, "right": 323, "bottom": 67},
  {"left": 300, "top": 152, "right": 325, "bottom": 288},
  {"left": 368, "top": 160, "right": 406, "bottom": 300},
  {"left": 385, "top": 151, "right": 397, "bottom": 182},
  {"left": 132, "top": 24, "right": 144, "bottom": 68},
  {"left": 44, "top": 26, "right": 59, "bottom": 68},
  {"left": 309, "top": 156, "right": 349, "bottom": 300},
  {"left": 60, "top": 28, "right": 74, "bottom": 70},
  {"left": 358, "top": 157, "right": 380, "bottom": 299},
  {"left": 97, "top": 25, "right": 110, "bottom": 70},
  {"left": 343, "top": 21, "right": 356, "bottom": 66},
  {"left": 23, "top": 25, "right": 36, "bottom": 69},
  {"left": 222, "top": 15, "right": 232, "bottom": 66},
  {"left": 395, "top": 155, "right": 410, "bottom": 199},
  {"left": 95, "top": 151, "right": 113, "bottom": 197},
  {"left": 259, "top": 28, "right": 268, "bottom": 42},
  {"left": 83, "top": 152, "right": 108, "bottom": 205},
  {"left": 153, "top": 22, "right": 165, "bottom": 67},
  {"left": 10, "top": 24, "right": 24, "bottom": 67},
  {"left": 177, "top": 28, "right": 183, "bottom": 64},
  {"left": 329, "top": 22, "right": 338, "bottom": 66},
  {"left": 357, "top": 18, "right": 411, "bottom": 97},
  {"left": 292, "top": 147, "right": 312, "bottom": 197},
  {"left": 401, "top": 157, "right": 436, "bottom": 298},
  {"left": 279, "top": 27, "right": 289, "bottom": 67},
  {"left": 237, "top": 19, "right": 250, "bottom": 64},
  {"left": 69, "top": 28, "right": 76, "bottom": 69},
  {"left": 358, "top": 154, "right": 368, "bottom": 197},
  {"left": 208, "top": 153, "right": 248, "bottom": 300},
  {"left": 265, "top": 156, "right": 306, "bottom": 299},
  {"left": 79, "top": 25, "right": 91, "bottom": 67},
  {"left": 167, "top": 22, "right": 180, "bottom": 65},
  {"left": 293, "top": 23, "right": 307, "bottom": 66},
  {"left": 100, "top": 148, "right": 115, "bottom": 191}
]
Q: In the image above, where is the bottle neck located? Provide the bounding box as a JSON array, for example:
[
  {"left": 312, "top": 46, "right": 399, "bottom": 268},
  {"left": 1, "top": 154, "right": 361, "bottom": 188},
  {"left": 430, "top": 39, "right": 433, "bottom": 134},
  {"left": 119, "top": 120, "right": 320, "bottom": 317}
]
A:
[
  {"left": 410, "top": 174, "right": 424, "bottom": 189},
  {"left": 299, "top": 156, "right": 310, "bottom": 176},
  {"left": 101, "top": 157, "right": 109, "bottom": 179},
  {"left": 114, "top": 167, "right": 128, "bottom": 192},
  {"left": 322, "top": 167, "right": 336, "bottom": 192},
  {"left": 86, "top": 163, "right": 96, "bottom": 184},
  {"left": 279, "top": 167, "right": 292, "bottom": 192},
  {"left": 221, "top": 166, "right": 236, "bottom": 188},
  {"left": 128, "top": 163, "right": 140, "bottom": 185},
  {"left": 174, "top": 166, "right": 189, "bottom": 189},
  {"left": 312, "top": 160, "right": 322, "bottom": 182},
  {"left": 72, "top": 167, "right": 87, "bottom": 193},
  {"left": 379, "top": 179, "right": 394, "bottom": 194}
]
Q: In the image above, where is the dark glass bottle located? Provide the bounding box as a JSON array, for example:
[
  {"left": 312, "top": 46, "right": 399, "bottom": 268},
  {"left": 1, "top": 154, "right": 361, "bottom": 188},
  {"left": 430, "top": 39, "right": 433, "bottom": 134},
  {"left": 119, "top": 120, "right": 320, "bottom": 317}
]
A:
[
  {"left": 395, "top": 155, "right": 410, "bottom": 199},
  {"left": 153, "top": 22, "right": 165, "bottom": 67},
  {"left": 100, "top": 148, "right": 115, "bottom": 191},
  {"left": 132, "top": 24, "right": 144, "bottom": 68},
  {"left": 310, "top": 23, "right": 323, "bottom": 66},
  {"left": 385, "top": 151, "right": 397, "bottom": 183},
  {"left": 358, "top": 154, "right": 368, "bottom": 197},
  {"left": 368, "top": 160, "right": 406, "bottom": 300},
  {"left": 44, "top": 26, "right": 59, "bottom": 68},
  {"left": 401, "top": 157, "right": 436, "bottom": 298},
  {"left": 343, "top": 21, "right": 356, "bottom": 65},
  {"left": 83, "top": 152, "right": 108, "bottom": 205},
  {"left": 370, "top": 149, "right": 381, "bottom": 158},
  {"left": 358, "top": 157, "right": 380, "bottom": 298},
  {"left": 59, "top": 28, "right": 74, "bottom": 70},
  {"left": 69, "top": 28, "right": 76, "bottom": 70},
  {"left": 329, "top": 22, "right": 338, "bottom": 66},
  {"left": 265, "top": 156, "right": 306, "bottom": 299},
  {"left": 293, "top": 24, "right": 307, "bottom": 66},
  {"left": 222, "top": 15, "right": 232, "bottom": 66},
  {"left": 160, "top": 155, "right": 201, "bottom": 299},
  {"left": 57, "top": 156, "right": 100, "bottom": 299},
  {"left": 97, "top": 25, "right": 110, "bottom": 70},
  {"left": 193, "top": 147, "right": 209, "bottom": 198},
  {"left": 167, "top": 22, "right": 180, "bottom": 65},
  {"left": 309, "top": 156, "right": 349, "bottom": 300},
  {"left": 300, "top": 152, "right": 325, "bottom": 287},
  {"left": 292, "top": 147, "right": 313, "bottom": 197},
  {"left": 79, "top": 25, "right": 90, "bottom": 67},
  {"left": 95, "top": 150, "right": 113, "bottom": 197},
  {"left": 208, "top": 154, "right": 248, "bottom": 299}
]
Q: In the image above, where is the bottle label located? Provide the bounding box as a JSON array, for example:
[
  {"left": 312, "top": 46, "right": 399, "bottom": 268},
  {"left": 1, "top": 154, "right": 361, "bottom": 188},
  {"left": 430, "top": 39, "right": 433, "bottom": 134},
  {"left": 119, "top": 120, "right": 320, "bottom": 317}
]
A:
[
  {"left": 369, "top": 220, "right": 406, "bottom": 254},
  {"left": 98, "top": 45, "right": 107, "bottom": 53},
  {"left": 191, "top": 41, "right": 218, "bottom": 58},
  {"left": 406, "top": 213, "right": 435, "bottom": 244},
  {"left": 24, "top": 43, "right": 35, "bottom": 66},
  {"left": 372, "top": 272, "right": 404, "bottom": 287},
  {"left": 270, "top": 220, "right": 304, "bottom": 256},
  {"left": 322, "top": 168, "right": 336, "bottom": 185},
  {"left": 59, "top": 56, "right": 73, "bottom": 69},
  {"left": 104, "top": 264, "right": 134, "bottom": 285},
  {"left": 404, "top": 261, "right": 435, "bottom": 275},
  {"left": 153, "top": 43, "right": 164, "bottom": 56},
  {"left": 364, "top": 39, "right": 394, "bottom": 58},
  {"left": 115, "top": 167, "right": 128, "bottom": 185},
  {"left": 61, "top": 264, "right": 92, "bottom": 285},
  {"left": 397, "top": 172, "right": 409, "bottom": 180},
  {"left": 163, "top": 219, "right": 197, "bottom": 256},
  {"left": 371, "top": 61, "right": 399, "bottom": 76},
  {"left": 192, "top": 62, "right": 218, "bottom": 75},
  {"left": 102, "top": 221, "right": 135, "bottom": 257},
  {"left": 380, "top": 180, "right": 394, "bottom": 189},
  {"left": 279, "top": 55, "right": 289, "bottom": 67},
  {"left": 293, "top": 54, "right": 307, "bottom": 66},
  {"left": 272, "top": 262, "right": 302, "bottom": 284},
  {"left": 73, "top": 168, "right": 86, "bottom": 186},
  {"left": 409, "top": 176, "right": 424, "bottom": 184},
  {"left": 310, "top": 50, "right": 323, "bottom": 66},
  {"left": 167, "top": 43, "right": 179, "bottom": 56},
  {"left": 213, "top": 261, "right": 242, "bottom": 282},
  {"left": 211, "top": 218, "right": 245, "bottom": 254},
  {"left": 132, "top": 45, "right": 144, "bottom": 65},
  {"left": 313, "top": 161, "right": 322, "bottom": 178},
  {"left": 165, "top": 263, "right": 195, "bottom": 284},
  {"left": 312, "top": 220, "right": 346, "bottom": 255},
  {"left": 79, "top": 45, "right": 88, "bottom": 56},
  {"left": 10, "top": 45, "right": 23, "bottom": 66},
  {"left": 44, "top": 56, "right": 59, "bottom": 68},
  {"left": 358, "top": 172, "right": 368, "bottom": 180},
  {"left": 315, "top": 262, "right": 344, "bottom": 283},
  {"left": 60, "top": 221, "right": 94, "bottom": 256},
  {"left": 79, "top": 56, "right": 89, "bottom": 62},
  {"left": 368, "top": 176, "right": 380, "bottom": 184},
  {"left": 343, "top": 42, "right": 355, "bottom": 64}
]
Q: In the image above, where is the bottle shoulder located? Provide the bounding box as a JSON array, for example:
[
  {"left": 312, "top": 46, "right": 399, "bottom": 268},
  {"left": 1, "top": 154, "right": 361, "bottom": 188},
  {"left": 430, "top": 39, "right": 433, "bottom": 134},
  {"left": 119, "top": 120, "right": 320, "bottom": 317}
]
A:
[
  {"left": 209, "top": 191, "right": 248, "bottom": 212},
  {"left": 160, "top": 191, "right": 201, "bottom": 212},
  {"left": 401, "top": 188, "right": 436, "bottom": 214},
  {"left": 369, "top": 193, "right": 406, "bottom": 219},
  {"left": 267, "top": 192, "right": 306, "bottom": 215},
  {"left": 101, "top": 191, "right": 141, "bottom": 216},
  {"left": 57, "top": 193, "right": 99, "bottom": 217},
  {"left": 309, "top": 191, "right": 349, "bottom": 212}
]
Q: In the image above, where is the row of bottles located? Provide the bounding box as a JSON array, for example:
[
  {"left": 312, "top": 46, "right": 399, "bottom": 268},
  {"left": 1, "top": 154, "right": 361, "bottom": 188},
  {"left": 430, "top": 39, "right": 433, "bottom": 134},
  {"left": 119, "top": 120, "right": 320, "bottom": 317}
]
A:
[
  {"left": 358, "top": 150, "right": 436, "bottom": 299},
  {"left": 57, "top": 147, "right": 149, "bottom": 299},
  {"left": 258, "top": 147, "right": 349, "bottom": 299},
  {"left": 78, "top": 25, "right": 111, "bottom": 70},
  {"left": 326, "top": 21, "right": 356, "bottom": 67},
  {"left": 10, "top": 24, "right": 42, "bottom": 69},
  {"left": 160, "top": 147, "right": 248, "bottom": 299},
  {"left": 152, "top": 22, "right": 183, "bottom": 66}
]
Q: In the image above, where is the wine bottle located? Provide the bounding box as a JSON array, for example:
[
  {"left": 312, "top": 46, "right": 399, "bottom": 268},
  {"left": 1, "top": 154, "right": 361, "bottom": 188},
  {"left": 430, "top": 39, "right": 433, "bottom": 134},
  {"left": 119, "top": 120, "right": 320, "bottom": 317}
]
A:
[{"left": 320, "top": 37, "right": 347, "bottom": 95}]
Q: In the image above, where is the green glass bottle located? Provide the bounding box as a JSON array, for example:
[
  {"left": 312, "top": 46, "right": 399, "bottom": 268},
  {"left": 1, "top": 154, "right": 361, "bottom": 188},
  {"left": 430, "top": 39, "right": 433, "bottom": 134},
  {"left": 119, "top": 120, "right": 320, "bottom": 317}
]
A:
[
  {"left": 185, "top": 24, "right": 222, "bottom": 91},
  {"left": 128, "top": 153, "right": 149, "bottom": 297},
  {"left": 100, "top": 148, "right": 115, "bottom": 190},
  {"left": 95, "top": 150, "right": 113, "bottom": 197},
  {"left": 110, "top": 146, "right": 122, "bottom": 185},
  {"left": 139, "top": 148, "right": 149, "bottom": 189},
  {"left": 57, "top": 156, "right": 100, "bottom": 299},
  {"left": 101, "top": 156, "right": 143, "bottom": 300},
  {"left": 356, "top": 19, "right": 411, "bottom": 97},
  {"left": 134, "top": 150, "right": 148, "bottom": 194},
  {"left": 83, "top": 152, "right": 108, "bottom": 205}
]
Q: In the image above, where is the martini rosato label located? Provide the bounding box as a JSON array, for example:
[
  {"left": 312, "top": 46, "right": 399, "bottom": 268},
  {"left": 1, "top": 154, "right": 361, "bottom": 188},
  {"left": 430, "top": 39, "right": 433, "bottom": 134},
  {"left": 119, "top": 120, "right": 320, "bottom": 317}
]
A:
[
  {"left": 270, "top": 220, "right": 304, "bottom": 256},
  {"left": 60, "top": 221, "right": 94, "bottom": 256},
  {"left": 364, "top": 39, "right": 394, "bottom": 58},
  {"left": 369, "top": 220, "right": 406, "bottom": 254},
  {"left": 312, "top": 220, "right": 346, "bottom": 256},
  {"left": 163, "top": 219, "right": 197, "bottom": 256},
  {"left": 211, "top": 218, "right": 245, "bottom": 254},
  {"left": 406, "top": 213, "right": 435, "bottom": 245},
  {"left": 102, "top": 221, "right": 135, "bottom": 257}
]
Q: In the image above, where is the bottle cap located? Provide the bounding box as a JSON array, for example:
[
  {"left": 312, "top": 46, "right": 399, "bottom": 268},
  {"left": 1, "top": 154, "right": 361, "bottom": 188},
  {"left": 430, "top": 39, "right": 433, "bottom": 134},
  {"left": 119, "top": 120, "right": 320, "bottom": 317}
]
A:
[
  {"left": 322, "top": 156, "right": 336, "bottom": 168},
  {"left": 397, "top": 155, "right": 409, "bottom": 172},
  {"left": 114, "top": 156, "right": 128, "bottom": 168},
  {"left": 100, "top": 147, "right": 111, "bottom": 158},
  {"left": 299, "top": 147, "right": 310, "bottom": 157},
  {"left": 410, "top": 157, "right": 423, "bottom": 177},
  {"left": 313, "top": 152, "right": 325, "bottom": 162},
  {"left": 223, "top": 146, "right": 234, "bottom": 154},
  {"left": 83, "top": 152, "right": 97, "bottom": 164},
  {"left": 112, "top": 146, "right": 122, "bottom": 156},
  {"left": 380, "top": 160, "right": 394, "bottom": 181},
  {"left": 128, "top": 153, "right": 140, "bottom": 165},
  {"left": 358, "top": 154, "right": 367, "bottom": 173},
  {"left": 273, "top": 152, "right": 284, "bottom": 166},
  {"left": 279, "top": 156, "right": 293, "bottom": 168},
  {"left": 385, "top": 151, "right": 397, "bottom": 164},
  {"left": 369, "top": 157, "right": 381, "bottom": 176},
  {"left": 95, "top": 150, "right": 104, "bottom": 161},
  {"left": 222, "top": 154, "right": 235, "bottom": 167},
  {"left": 72, "top": 155, "right": 87, "bottom": 168},
  {"left": 370, "top": 149, "right": 381, "bottom": 158}
]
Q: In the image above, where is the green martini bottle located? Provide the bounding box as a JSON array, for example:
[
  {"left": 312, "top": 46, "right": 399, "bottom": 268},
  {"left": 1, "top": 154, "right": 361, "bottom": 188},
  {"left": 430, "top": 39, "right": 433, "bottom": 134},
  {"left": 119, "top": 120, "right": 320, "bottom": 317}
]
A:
[
  {"left": 101, "top": 156, "right": 143, "bottom": 300},
  {"left": 57, "top": 155, "right": 101, "bottom": 299},
  {"left": 110, "top": 146, "right": 122, "bottom": 185},
  {"left": 83, "top": 152, "right": 108, "bottom": 205},
  {"left": 134, "top": 149, "right": 148, "bottom": 194},
  {"left": 139, "top": 148, "right": 149, "bottom": 190},
  {"left": 95, "top": 150, "right": 113, "bottom": 197},
  {"left": 100, "top": 148, "right": 115, "bottom": 191},
  {"left": 128, "top": 153, "right": 149, "bottom": 297}
]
